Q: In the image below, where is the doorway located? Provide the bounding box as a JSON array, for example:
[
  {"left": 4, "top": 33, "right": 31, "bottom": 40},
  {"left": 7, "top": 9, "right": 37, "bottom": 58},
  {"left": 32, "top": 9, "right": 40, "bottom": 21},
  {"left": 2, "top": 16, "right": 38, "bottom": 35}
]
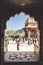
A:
[{"left": 4, "top": 12, "right": 40, "bottom": 62}]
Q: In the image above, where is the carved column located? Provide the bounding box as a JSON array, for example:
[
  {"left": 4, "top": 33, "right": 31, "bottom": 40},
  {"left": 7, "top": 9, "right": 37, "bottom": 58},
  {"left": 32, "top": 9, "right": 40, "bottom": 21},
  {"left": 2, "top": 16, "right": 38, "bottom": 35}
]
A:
[
  {"left": 34, "top": 28, "right": 40, "bottom": 56},
  {"left": 28, "top": 29, "right": 30, "bottom": 39}
]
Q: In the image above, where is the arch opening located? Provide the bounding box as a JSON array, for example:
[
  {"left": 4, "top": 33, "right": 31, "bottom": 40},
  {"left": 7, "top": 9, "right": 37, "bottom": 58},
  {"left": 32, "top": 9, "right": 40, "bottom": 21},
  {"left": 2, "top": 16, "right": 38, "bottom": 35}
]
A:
[{"left": 4, "top": 12, "right": 40, "bottom": 62}]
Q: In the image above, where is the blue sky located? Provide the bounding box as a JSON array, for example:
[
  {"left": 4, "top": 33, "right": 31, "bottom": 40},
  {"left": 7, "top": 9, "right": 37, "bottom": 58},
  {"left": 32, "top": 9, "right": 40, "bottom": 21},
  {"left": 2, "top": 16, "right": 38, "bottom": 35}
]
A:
[{"left": 6, "top": 12, "right": 30, "bottom": 31}]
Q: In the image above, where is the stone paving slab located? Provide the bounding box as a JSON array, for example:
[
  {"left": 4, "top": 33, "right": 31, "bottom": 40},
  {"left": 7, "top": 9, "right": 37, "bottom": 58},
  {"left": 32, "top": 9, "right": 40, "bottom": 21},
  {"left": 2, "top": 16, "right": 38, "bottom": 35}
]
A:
[{"left": 4, "top": 51, "right": 39, "bottom": 62}]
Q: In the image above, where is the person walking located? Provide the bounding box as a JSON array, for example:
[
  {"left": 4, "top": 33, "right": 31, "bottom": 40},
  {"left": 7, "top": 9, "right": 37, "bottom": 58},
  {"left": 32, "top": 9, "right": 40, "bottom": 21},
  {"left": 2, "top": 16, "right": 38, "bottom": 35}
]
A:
[{"left": 16, "top": 38, "right": 20, "bottom": 50}]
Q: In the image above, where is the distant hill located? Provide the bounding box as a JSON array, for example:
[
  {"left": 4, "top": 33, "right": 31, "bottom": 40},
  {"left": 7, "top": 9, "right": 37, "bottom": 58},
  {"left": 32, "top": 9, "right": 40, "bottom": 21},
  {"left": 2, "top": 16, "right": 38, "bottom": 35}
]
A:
[
  {"left": 16, "top": 28, "right": 24, "bottom": 33},
  {"left": 6, "top": 28, "right": 24, "bottom": 36},
  {"left": 15, "top": 28, "right": 24, "bottom": 36}
]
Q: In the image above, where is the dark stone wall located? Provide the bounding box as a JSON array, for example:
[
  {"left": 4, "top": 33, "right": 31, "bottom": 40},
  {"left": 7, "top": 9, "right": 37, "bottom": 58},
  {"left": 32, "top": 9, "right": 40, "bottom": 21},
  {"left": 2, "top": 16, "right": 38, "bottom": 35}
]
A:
[
  {"left": 0, "top": 0, "right": 43, "bottom": 65},
  {"left": 40, "top": 19, "right": 43, "bottom": 61}
]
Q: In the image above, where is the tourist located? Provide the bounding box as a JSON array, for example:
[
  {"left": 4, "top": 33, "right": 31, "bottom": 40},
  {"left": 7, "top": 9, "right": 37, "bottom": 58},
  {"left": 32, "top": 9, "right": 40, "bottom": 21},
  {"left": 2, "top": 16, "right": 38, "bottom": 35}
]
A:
[{"left": 16, "top": 38, "right": 20, "bottom": 50}]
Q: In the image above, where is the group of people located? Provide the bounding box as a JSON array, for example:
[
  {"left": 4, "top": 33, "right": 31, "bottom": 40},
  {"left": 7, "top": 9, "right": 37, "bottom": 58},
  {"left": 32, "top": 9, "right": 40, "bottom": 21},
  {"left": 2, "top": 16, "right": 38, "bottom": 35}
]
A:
[{"left": 13, "top": 37, "right": 38, "bottom": 50}]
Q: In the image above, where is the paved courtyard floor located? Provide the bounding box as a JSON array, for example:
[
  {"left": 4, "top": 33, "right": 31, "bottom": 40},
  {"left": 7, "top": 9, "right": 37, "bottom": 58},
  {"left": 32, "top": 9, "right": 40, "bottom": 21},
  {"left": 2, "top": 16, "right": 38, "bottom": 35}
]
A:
[
  {"left": 4, "top": 51, "right": 39, "bottom": 62},
  {"left": 4, "top": 43, "right": 39, "bottom": 62}
]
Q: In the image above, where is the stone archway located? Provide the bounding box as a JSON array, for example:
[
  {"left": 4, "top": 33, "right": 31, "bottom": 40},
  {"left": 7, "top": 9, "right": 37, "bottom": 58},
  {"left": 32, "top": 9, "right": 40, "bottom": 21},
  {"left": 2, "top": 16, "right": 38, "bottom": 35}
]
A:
[
  {"left": 1, "top": 10, "right": 41, "bottom": 63},
  {"left": 3, "top": 12, "right": 40, "bottom": 62},
  {"left": 0, "top": 0, "right": 43, "bottom": 64}
]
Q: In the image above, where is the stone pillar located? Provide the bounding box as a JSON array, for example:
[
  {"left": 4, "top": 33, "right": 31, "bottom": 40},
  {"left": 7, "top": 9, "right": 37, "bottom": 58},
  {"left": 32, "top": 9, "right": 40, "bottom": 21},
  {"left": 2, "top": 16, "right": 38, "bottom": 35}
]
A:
[
  {"left": 34, "top": 29, "right": 40, "bottom": 56},
  {"left": 34, "top": 29, "right": 37, "bottom": 38},
  {"left": 28, "top": 30, "right": 31, "bottom": 44},
  {"left": 25, "top": 28, "right": 28, "bottom": 39},
  {"left": 28, "top": 30, "right": 30, "bottom": 39}
]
